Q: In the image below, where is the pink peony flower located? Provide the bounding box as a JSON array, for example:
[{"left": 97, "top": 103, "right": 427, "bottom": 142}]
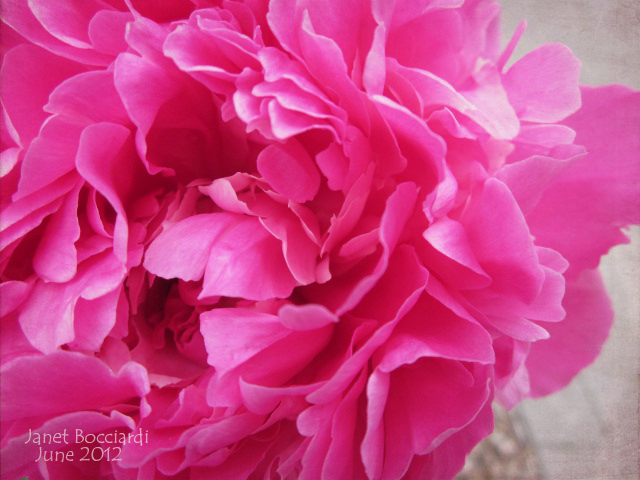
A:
[{"left": 1, "top": 0, "right": 638, "bottom": 479}]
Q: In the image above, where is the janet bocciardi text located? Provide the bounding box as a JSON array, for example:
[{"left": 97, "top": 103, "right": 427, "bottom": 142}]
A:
[{"left": 24, "top": 428, "right": 149, "bottom": 463}]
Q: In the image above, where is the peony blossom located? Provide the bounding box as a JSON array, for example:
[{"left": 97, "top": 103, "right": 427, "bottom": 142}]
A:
[{"left": 1, "top": 0, "right": 638, "bottom": 479}]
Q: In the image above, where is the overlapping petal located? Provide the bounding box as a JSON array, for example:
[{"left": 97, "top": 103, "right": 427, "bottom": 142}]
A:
[{"left": 1, "top": 0, "right": 638, "bottom": 479}]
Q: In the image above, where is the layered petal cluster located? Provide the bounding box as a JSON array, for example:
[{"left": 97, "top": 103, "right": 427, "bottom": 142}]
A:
[{"left": 1, "top": 0, "right": 638, "bottom": 479}]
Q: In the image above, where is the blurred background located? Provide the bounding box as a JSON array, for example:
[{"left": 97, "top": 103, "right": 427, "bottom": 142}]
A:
[{"left": 458, "top": 1, "right": 640, "bottom": 479}]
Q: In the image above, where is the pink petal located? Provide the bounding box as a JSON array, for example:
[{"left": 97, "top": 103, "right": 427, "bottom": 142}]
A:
[
  {"left": 374, "top": 359, "right": 491, "bottom": 479},
  {"left": 32, "top": 182, "right": 81, "bottom": 282},
  {"left": 0, "top": 173, "right": 79, "bottom": 251},
  {"left": 458, "top": 63, "right": 520, "bottom": 139},
  {"left": 528, "top": 85, "right": 640, "bottom": 274},
  {"left": 19, "top": 251, "right": 126, "bottom": 353},
  {"left": 16, "top": 115, "right": 86, "bottom": 199},
  {"left": 201, "top": 216, "right": 297, "bottom": 300},
  {"left": 29, "top": 0, "right": 114, "bottom": 48},
  {"left": 278, "top": 303, "right": 339, "bottom": 331},
  {"left": 526, "top": 269, "right": 613, "bottom": 397},
  {"left": 307, "top": 244, "right": 429, "bottom": 404},
  {"left": 320, "top": 370, "right": 368, "bottom": 480},
  {"left": 422, "top": 216, "right": 491, "bottom": 290},
  {"left": 1, "top": 351, "right": 148, "bottom": 422},
  {"left": 45, "top": 69, "right": 130, "bottom": 125},
  {"left": 375, "top": 294, "right": 495, "bottom": 370},
  {"left": 257, "top": 139, "right": 321, "bottom": 203},
  {"left": 503, "top": 43, "right": 581, "bottom": 123},
  {"left": 69, "top": 285, "right": 122, "bottom": 352},
  {"left": 461, "top": 178, "right": 545, "bottom": 303},
  {"left": 404, "top": 399, "right": 494, "bottom": 480},
  {"left": 88, "top": 10, "right": 133, "bottom": 56},
  {"left": 0, "top": 44, "right": 86, "bottom": 146},
  {"left": 1, "top": 410, "right": 136, "bottom": 479},
  {"left": 76, "top": 122, "right": 145, "bottom": 264},
  {"left": 200, "top": 308, "right": 291, "bottom": 374},
  {"left": 1, "top": 0, "right": 112, "bottom": 65},
  {"left": 495, "top": 146, "right": 583, "bottom": 215},
  {"left": 144, "top": 214, "right": 234, "bottom": 282}
]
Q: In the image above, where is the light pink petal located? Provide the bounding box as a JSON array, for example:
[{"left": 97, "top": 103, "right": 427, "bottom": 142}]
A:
[
  {"left": 0, "top": 311, "right": 40, "bottom": 365},
  {"left": 377, "top": 359, "right": 491, "bottom": 479},
  {"left": 426, "top": 108, "right": 475, "bottom": 140},
  {"left": 278, "top": 303, "right": 339, "bottom": 331},
  {"left": 202, "top": 215, "right": 297, "bottom": 300},
  {"left": 321, "top": 167, "right": 373, "bottom": 256},
  {"left": 163, "top": 21, "right": 260, "bottom": 96},
  {"left": 259, "top": 47, "right": 345, "bottom": 123},
  {"left": 321, "top": 370, "right": 367, "bottom": 480},
  {"left": 0, "top": 44, "right": 86, "bottom": 146},
  {"left": 45, "top": 69, "right": 130, "bottom": 125},
  {"left": 15, "top": 115, "right": 85, "bottom": 199},
  {"left": 76, "top": 122, "right": 145, "bottom": 264},
  {"left": 387, "top": 0, "right": 500, "bottom": 85},
  {"left": 404, "top": 399, "right": 494, "bottom": 480},
  {"left": 261, "top": 209, "right": 319, "bottom": 285},
  {"left": 375, "top": 294, "right": 494, "bottom": 370},
  {"left": 467, "top": 264, "right": 566, "bottom": 329},
  {"left": 202, "top": 175, "right": 254, "bottom": 215},
  {"left": 372, "top": 94, "right": 446, "bottom": 180},
  {"left": 29, "top": 0, "right": 113, "bottom": 48},
  {"left": 493, "top": 337, "right": 531, "bottom": 408},
  {"left": 297, "top": 402, "right": 334, "bottom": 479},
  {"left": 204, "top": 316, "right": 332, "bottom": 408},
  {"left": 1, "top": 351, "right": 148, "bottom": 422},
  {"left": 316, "top": 141, "right": 349, "bottom": 191},
  {"left": 239, "top": 380, "right": 318, "bottom": 415},
  {"left": 503, "top": 43, "right": 581, "bottom": 123},
  {"left": 114, "top": 52, "right": 177, "bottom": 130},
  {"left": 422, "top": 216, "right": 491, "bottom": 290},
  {"left": 386, "top": 8, "right": 464, "bottom": 83},
  {"left": 458, "top": 63, "right": 520, "bottom": 140},
  {"left": 268, "top": 0, "right": 369, "bottom": 73},
  {"left": 32, "top": 182, "right": 81, "bottom": 282},
  {"left": 113, "top": 52, "right": 180, "bottom": 175},
  {"left": 267, "top": 100, "right": 339, "bottom": 140},
  {"left": 528, "top": 85, "right": 640, "bottom": 274},
  {"left": 515, "top": 124, "right": 576, "bottom": 148},
  {"left": 257, "top": 139, "right": 321, "bottom": 203},
  {"left": 484, "top": 315, "right": 550, "bottom": 342},
  {"left": 0, "top": 174, "right": 79, "bottom": 251},
  {"left": 0, "top": 280, "right": 34, "bottom": 317},
  {"left": 390, "top": 60, "right": 519, "bottom": 139},
  {"left": 361, "top": 368, "right": 389, "bottom": 479},
  {"left": 69, "top": 285, "right": 122, "bottom": 352},
  {"left": 526, "top": 269, "right": 613, "bottom": 397},
  {"left": 0, "top": 147, "right": 20, "bottom": 179},
  {"left": 88, "top": 10, "right": 133, "bottom": 56},
  {"left": 19, "top": 251, "right": 126, "bottom": 353},
  {"left": 144, "top": 214, "right": 234, "bottom": 281},
  {"left": 461, "top": 178, "right": 545, "bottom": 303},
  {"left": 295, "top": 12, "right": 370, "bottom": 130},
  {"left": 200, "top": 308, "right": 291, "bottom": 374},
  {"left": 362, "top": 23, "right": 387, "bottom": 95},
  {"left": 311, "top": 182, "right": 418, "bottom": 315},
  {"left": 1, "top": 0, "right": 112, "bottom": 65},
  {"left": 495, "top": 146, "right": 583, "bottom": 215}
]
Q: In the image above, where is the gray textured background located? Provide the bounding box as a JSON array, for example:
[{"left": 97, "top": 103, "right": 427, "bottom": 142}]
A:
[{"left": 500, "top": 1, "right": 639, "bottom": 479}]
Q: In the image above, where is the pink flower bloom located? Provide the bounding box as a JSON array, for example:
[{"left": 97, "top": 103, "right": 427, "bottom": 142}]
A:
[{"left": 1, "top": 0, "right": 638, "bottom": 479}]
